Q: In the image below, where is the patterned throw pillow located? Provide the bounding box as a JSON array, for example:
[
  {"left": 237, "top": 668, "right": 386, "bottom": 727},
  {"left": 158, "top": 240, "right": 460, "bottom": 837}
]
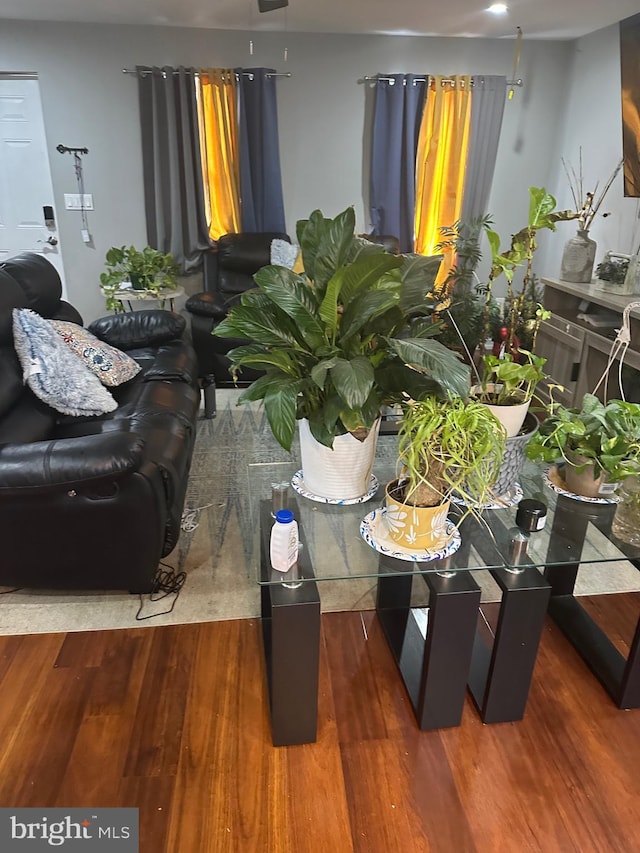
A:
[
  {"left": 50, "top": 320, "right": 141, "bottom": 387},
  {"left": 12, "top": 308, "right": 117, "bottom": 417}
]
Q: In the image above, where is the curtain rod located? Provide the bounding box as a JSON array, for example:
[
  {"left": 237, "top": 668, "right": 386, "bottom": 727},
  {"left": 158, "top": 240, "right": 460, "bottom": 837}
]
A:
[
  {"left": 361, "top": 75, "right": 523, "bottom": 87},
  {"left": 122, "top": 68, "right": 291, "bottom": 79},
  {"left": 0, "top": 71, "right": 38, "bottom": 80}
]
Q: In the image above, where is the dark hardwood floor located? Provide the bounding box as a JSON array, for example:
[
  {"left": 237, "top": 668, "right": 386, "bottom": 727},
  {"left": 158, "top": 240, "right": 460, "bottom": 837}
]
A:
[{"left": 1, "top": 594, "right": 640, "bottom": 852}]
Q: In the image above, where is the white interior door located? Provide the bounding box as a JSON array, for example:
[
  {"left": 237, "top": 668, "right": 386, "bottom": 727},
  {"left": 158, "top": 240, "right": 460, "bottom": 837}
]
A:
[{"left": 0, "top": 75, "right": 66, "bottom": 295}]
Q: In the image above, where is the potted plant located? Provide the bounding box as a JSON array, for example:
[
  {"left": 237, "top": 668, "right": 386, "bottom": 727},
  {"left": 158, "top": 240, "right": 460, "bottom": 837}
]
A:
[
  {"left": 489, "top": 273, "right": 547, "bottom": 354},
  {"left": 432, "top": 189, "right": 573, "bottom": 371},
  {"left": 471, "top": 346, "right": 548, "bottom": 499},
  {"left": 215, "top": 206, "right": 470, "bottom": 501},
  {"left": 594, "top": 252, "right": 632, "bottom": 295},
  {"left": 478, "top": 187, "right": 575, "bottom": 356},
  {"left": 432, "top": 191, "right": 567, "bottom": 496},
  {"left": 525, "top": 393, "right": 640, "bottom": 498},
  {"left": 472, "top": 348, "right": 548, "bottom": 438},
  {"left": 385, "top": 396, "right": 507, "bottom": 551},
  {"left": 434, "top": 216, "right": 500, "bottom": 360},
  {"left": 100, "top": 245, "right": 179, "bottom": 312}
]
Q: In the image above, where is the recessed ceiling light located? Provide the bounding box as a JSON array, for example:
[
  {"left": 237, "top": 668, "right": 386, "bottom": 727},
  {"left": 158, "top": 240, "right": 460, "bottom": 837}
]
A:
[{"left": 487, "top": 3, "right": 508, "bottom": 13}]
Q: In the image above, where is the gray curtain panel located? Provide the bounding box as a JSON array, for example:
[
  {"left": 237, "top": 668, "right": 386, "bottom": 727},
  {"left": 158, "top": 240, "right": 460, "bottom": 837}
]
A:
[
  {"left": 236, "top": 68, "right": 286, "bottom": 233},
  {"left": 461, "top": 75, "right": 507, "bottom": 222},
  {"left": 369, "top": 74, "right": 428, "bottom": 253},
  {"left": 137, "top": 66, "right": 211, "bottom": 272}
]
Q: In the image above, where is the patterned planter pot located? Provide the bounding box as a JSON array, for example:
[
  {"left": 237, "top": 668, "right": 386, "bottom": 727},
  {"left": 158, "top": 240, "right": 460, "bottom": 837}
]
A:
[
  {"left": 492, "top": 411, "right": 539, "bottom": 496},
  {"left": 384, "top": 480, "right": 451, "bottom": 551}
]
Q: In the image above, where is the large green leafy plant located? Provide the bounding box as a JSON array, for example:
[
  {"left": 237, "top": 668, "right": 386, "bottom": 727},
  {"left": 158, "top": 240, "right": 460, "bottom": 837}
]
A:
[
  {"left": 215, "top": 206, "right": 470, "bottom": 451},
  {"left": 526, "top": 393, "right": 640, "bottom": 482}
]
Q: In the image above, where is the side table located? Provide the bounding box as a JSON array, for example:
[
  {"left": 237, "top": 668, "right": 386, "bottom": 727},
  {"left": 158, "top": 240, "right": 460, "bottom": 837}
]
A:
[
  {"left": 106, "top": 286, "right": 184, "bottom": 312},
  {"left": 258, "top": 497, "right": 550, "bottom": 745}
]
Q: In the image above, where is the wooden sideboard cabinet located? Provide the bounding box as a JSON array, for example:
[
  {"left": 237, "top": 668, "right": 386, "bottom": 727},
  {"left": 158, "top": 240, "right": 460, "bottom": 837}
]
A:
[{"left": 539, "top": 277, "right": 640, "bottom": 405}]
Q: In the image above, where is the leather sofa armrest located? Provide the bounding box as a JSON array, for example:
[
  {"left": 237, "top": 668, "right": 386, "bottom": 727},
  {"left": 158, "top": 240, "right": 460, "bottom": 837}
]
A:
[
  {"left": 142, "top": 340, "right": 199, "bottom": 384},
  {"left": 185, "top": 291, "right": 229, "bottom": 320},
  {"left": 88, "top": 310, "right": 186, "bottom": 350},
  {"left": 0, "top": 432, "right": 145, "bottom": 493}
]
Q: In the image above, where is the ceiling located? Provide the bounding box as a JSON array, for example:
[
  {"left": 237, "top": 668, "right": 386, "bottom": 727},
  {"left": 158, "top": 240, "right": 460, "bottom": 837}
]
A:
[{"left": 1, "top": 0, "right": 638, "bottom": 40}]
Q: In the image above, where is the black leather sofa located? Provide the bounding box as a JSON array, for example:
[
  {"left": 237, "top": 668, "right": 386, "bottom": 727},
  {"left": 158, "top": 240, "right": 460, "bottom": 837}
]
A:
[
  {"left": 0, "top": 253, "right": 200, "bottom": 593},
  {"left": 185, "top": 232, "right": 289, "bottom": 417}
]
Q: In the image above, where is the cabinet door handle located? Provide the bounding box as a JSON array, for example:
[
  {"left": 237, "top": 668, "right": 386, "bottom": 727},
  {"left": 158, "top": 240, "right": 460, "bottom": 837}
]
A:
[{"left": 571, "top": 362, "right": 580, "bottom": 382}]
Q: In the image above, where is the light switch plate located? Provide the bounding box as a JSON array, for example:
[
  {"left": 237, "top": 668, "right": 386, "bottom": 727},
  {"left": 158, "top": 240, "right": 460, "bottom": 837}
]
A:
[{"left": 64, "top": 193, "right": 94, "bottom": 210}]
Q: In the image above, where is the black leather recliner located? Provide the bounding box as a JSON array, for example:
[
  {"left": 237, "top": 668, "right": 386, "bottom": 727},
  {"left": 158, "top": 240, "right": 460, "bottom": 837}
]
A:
[
  {"left": 185, "top": 232, "right": 289, "bottom": 417},
  {"left": 0, "top": 252, "right": 200, "bottom": 593}
]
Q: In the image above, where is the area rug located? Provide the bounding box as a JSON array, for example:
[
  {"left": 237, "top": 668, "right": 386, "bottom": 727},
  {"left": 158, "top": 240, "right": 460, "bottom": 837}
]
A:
[{"left": 1, "top": 389, "right": 639, "bottom": 636}]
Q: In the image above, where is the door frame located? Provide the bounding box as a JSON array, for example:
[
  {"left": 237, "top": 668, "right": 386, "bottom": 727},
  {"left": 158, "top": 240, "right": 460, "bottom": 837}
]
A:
[{"left": 0, "top": 71, "right": 67, "bottom": 295}]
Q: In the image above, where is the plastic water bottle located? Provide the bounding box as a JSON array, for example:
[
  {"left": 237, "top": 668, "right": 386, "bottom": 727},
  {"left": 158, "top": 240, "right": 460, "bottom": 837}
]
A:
[{"left": 270, "top": 509, "right": 301, "bottom": 588}]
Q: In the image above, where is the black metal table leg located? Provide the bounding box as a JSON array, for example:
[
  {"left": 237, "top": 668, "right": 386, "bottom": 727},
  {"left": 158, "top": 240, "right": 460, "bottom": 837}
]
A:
[
  {"left": 376, "top": 570, "right": 413, "bottom": 657},
  {"left": 376, "top": 562, "right": 481, "bottom": 730},
  {"left": 543, "top": 495, "right": 640, "bottom": 709},
  {"left": 203, "top": 375, "right": 217, "bottom": 419},
  {"left": 619, "top": 614, "right": 640, "bottom": 708},
  {"left": 468, "top": 567, "right": 551, "bottom": 723},
  {"left": 260, "top": 500, "right": 320, "bottom": 746}
]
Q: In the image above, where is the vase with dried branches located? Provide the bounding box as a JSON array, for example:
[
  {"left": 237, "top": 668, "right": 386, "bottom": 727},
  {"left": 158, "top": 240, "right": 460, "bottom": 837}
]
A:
[{"left": 560, "top": 151, "right": 623, "bottom": 284}]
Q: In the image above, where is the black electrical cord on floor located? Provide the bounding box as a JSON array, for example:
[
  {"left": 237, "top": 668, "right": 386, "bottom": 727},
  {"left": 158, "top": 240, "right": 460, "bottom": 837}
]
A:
[
  {"left": 0, "top": 588, "right": 23, "bottom": 595},
  {"left": 135, "top": 562, "right": 186, "bottom": 621}
]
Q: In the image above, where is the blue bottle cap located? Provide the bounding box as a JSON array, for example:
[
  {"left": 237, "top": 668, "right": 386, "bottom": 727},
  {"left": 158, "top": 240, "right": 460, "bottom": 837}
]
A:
[{"left": 275, "top": 509, "right": 294, "bottom": 523}]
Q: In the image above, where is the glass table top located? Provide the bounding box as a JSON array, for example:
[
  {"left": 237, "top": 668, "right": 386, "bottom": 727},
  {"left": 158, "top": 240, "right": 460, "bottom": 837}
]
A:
[{"left": 248, "top": 437, "right": 640, "bottom": 587}]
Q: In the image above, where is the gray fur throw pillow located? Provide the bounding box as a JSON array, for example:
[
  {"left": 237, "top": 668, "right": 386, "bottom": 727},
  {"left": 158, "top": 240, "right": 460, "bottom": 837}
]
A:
[{"left": 12, "top": 308, "right": 117, "bottom": 417}]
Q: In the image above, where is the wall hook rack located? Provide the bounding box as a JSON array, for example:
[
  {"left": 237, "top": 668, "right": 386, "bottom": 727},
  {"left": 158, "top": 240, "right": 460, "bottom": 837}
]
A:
[{"left": 56, "top": 144, "right": 89, "bottom": 155}]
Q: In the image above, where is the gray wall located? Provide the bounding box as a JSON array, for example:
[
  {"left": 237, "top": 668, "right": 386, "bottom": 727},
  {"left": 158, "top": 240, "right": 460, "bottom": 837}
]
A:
[
  {"left": 1, "top": 20, "right": 575, "bottom": 322},
  {"left": 540, "top": 24, "right": 638, "bottom": 280}
]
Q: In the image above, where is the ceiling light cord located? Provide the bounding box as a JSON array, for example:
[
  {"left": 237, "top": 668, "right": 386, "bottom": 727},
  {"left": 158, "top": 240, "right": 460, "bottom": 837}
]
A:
[{"left": 508, "top": 26, "right": 523, "bottom": 100}]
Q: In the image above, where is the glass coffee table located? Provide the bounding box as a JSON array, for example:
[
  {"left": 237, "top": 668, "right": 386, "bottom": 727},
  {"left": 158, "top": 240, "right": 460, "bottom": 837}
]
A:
[{"left": 248, "top": 455, "right": 640, "bottom": 746}]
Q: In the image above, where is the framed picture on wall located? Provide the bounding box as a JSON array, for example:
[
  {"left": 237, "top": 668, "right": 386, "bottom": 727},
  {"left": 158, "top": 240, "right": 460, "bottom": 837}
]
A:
[{"left": 621, "top": 13, "right": 640, "bottom": 197}]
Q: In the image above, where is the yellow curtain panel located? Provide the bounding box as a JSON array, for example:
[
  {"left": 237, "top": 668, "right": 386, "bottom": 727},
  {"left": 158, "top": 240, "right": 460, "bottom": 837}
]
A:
[
  {"left": 196, "top": 69, "right": 241, "bottom": 240},
  {"left": 414, "top": 75, "right": 472, "bottom": 293}
]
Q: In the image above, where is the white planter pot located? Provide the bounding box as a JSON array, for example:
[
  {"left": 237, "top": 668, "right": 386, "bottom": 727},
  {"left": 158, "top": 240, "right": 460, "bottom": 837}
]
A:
[
  {"left": 472, "top": 384, "right": 531, "bottom": 438},
  {"left": 483, "top": 399, "right": 531, "bottom": 439},
  {"left": 298, "top": 418, "right": 380, "bottom": 501}
]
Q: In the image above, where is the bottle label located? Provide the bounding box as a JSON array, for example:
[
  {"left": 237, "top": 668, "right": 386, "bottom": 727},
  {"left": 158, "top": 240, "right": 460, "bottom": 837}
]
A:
[{"left": 534, "top": 516, "right": 546, "bottom": 530}]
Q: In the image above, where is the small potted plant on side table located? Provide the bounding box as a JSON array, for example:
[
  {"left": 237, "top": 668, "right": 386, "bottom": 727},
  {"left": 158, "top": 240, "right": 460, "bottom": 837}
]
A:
[{"left": 100, "top": 245, "right": 179, "bottom": 313}]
